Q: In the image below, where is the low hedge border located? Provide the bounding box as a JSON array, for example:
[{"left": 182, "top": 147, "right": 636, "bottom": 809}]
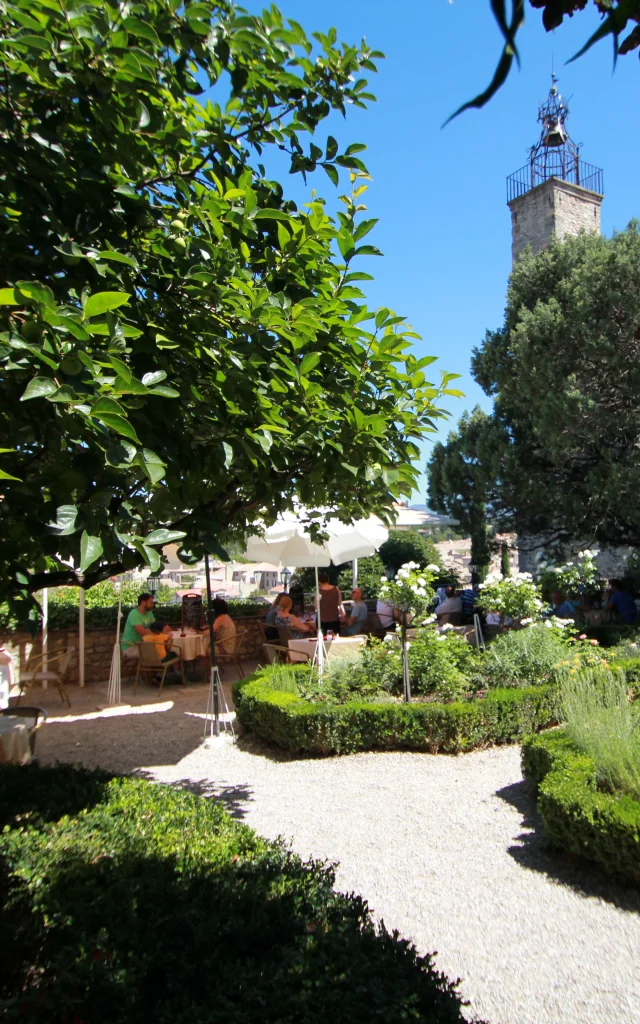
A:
[
  {"left": 521, "top": 730, "right": 640, "bottom": 883},
  {"left": 0, "top": 764, "right": 470, "bottom": 1024},
  {"left": 233, "top": 667, "right": 562, "bottom": 756}
]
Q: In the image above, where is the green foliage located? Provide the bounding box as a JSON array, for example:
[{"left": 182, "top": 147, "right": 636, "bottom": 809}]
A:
[
  {"left": 378, "top": 530, "right": 442, "bottom": 574},
  {"left": 480, "top": 622, "right": 570, "bottom": 688},
  {"left": 0, "top": 598, "right": 263, "bottom": 632},
  {"left": 0, "top": 0, "right": 451, "bottom": 627},
  {"left": 562, "top": 665, "right": 640, "bottom": 800},
  {"left": 451, "top": 2, "right": 640, "bottom": 122},
  {"left": 500, "top": 540, "right": 511, "bottom": 578},
  {"left": 449, "top": 225, "right": 640, "bottom": 547},
  {"left": 235, "top": 665, "right": 561, "bottom": 755},
  {"left": 0, "top": 764, "right": 468, "bottom": 1023},
  {"left": 521, "top": 728, "right": 640, "bottom": 884},
  {"left": 427, "top": 408, "right": 493, "bottom": 576},
  {"left": 336, "top": 554, "right": 387, "bottom": 600}
]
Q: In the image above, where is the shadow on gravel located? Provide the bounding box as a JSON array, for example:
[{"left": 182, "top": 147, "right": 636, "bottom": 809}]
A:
[
  {"left": 496, "top": 779, "right": 640, "bottom": 913},
  {"left": 133, "top": 770, "right": 254, "bottom": 820}
]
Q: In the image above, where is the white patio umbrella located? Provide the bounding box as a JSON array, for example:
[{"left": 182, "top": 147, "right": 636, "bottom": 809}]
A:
[{"left": 245, "top": 511, "right": 388, "bottom": 672}]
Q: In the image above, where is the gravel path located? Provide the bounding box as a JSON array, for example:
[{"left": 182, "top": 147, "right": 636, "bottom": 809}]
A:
[{"left": 35, "top": 685, "right": 640, "bottom": 1024}]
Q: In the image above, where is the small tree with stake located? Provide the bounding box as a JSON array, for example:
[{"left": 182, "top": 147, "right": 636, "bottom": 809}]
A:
[{"left": 378, "top": 563, "right": 438, "bottom": 702}]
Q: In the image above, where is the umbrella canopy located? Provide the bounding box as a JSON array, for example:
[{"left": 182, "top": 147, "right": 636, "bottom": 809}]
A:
[{"left": 245, "top": 511, "right": 388, "bottom": 568}]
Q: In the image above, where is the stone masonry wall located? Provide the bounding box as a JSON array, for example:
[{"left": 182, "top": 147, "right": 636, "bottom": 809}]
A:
[
  {"left": 0, "top": 614, "right": 267, "bottom": 690},
  {"left": 509, "top": 177, "right": 602, "bottom": 264},
  {"left": 517, "top": 535, "right": 633, "bottom": 580}
]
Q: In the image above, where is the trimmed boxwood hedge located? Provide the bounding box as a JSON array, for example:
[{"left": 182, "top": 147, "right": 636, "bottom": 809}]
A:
[
  {"left": 521, "top": 730, "right": 640, "bottom": 884},
  {"left": 233, "top": 667, "right": 562, "bottom": 756},
  {"left": 0, "top": 764, "right": 471, "bottom": 1024}
]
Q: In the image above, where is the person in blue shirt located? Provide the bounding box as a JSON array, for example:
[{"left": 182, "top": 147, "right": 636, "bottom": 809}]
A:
[
  {"left": 550, "top": 591, "right": 578, "bottom": 621},
  {"left": 606, "top": 580, "right": 638, "bottom": 625}
]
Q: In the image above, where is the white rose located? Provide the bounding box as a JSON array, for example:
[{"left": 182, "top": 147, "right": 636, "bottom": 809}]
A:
[
  {"left": 436, "top": 635, "right": 447, "bottom": 641},
  {"left": 427, "top": 563, "right": 440, "bottom": 572}
]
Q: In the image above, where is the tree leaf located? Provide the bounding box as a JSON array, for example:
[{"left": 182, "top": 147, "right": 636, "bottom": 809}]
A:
[
  {"left": 49, "top": 504, "right": 79, "bottom": 536},
  {"left": 300, "top": 352, "right": 321, "bottom": 375},
  {"left": 222, "top": 441, "right": 233, "bottom": 467},
  {"left": 95, "top": 414, "right": 140, "bottom": 443},
  {"left": 83, "top": 291, "right": 131, "bottom": 319},
  {"left": 109, "top": 355, "right": 132, "bottom": 382},
  {"left": 142, "top": 544, "right": 162, "bottom": 572},
  {"left": 0, "top": 468, "right": 21, "bottom": 481},
  {"left": 80, "top": 530, "right": 103, "bottom": 572},
  {"left": 141, "top": 370, "right": 167, "bottom": 386},
  {"left": 148, "top": 385, "right": 180, "bottom": 397},
  {"left": 0, "top": 288, "right": 19, "bottom": 305},
  {"left": 20, "top": 377, "right": 58, "bottom": 401},
  {"left": 144, "top": 528, "right": 187, "bottom": 546},
  {"left": 95, "top": 251, "right": 139, "bottom": 269}
]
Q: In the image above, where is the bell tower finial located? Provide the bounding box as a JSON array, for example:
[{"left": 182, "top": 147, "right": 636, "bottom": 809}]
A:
[{"left": 506, "top": 80, "right": 604, "bottom": 264}]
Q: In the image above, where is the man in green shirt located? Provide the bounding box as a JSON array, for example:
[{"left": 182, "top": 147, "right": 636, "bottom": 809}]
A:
[{"left": 121, "top": 593, "right": 169, "bottom": 659}]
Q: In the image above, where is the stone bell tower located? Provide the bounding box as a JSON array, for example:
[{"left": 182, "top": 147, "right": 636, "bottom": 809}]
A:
[{"left": 507, "top": 77, "right": 603, "bottom": 264}]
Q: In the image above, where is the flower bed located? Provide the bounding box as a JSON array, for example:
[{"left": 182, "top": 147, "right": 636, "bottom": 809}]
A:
[
  {"left": 521, "top": 729, "right": 640, "bottom": 884},
  {"left": 0, "top": 764, "right": 469, "bottom": 1024},
  {"left": 233, "top": 666, "right": 562, "bottom": 756}
]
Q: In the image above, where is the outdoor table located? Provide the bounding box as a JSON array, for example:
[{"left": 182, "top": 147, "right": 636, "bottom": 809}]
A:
[
  {"left": 0, "top": 716, "right": 31, "bottom": 765},
  {"left": 170, "top": 631, "right": 207, "bottom": 662},
  {"left": 288, "top": 635, "right": 367, "bottom": 664}
]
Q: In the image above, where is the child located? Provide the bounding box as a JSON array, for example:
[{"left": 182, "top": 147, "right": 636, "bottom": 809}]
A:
[{"left": 143, "top": 621, "right": 174, "bottom": 661}]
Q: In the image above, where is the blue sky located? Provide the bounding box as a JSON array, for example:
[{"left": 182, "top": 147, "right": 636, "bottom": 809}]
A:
[{"left": 240, "top": 0, "right": 639, "bottom": 499}]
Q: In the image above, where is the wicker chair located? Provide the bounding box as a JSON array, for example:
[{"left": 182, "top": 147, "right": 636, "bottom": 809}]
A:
[
  {"left": 133, "top": 642, "right": 185, "bottom": 695},
  {"left": 200, "top": 630, "right": 249, "bottom": 680},
  {"left": 1, "top": 706, "right": 48, "bottom": 755},
  {"left": 17, "top": 648, "right": 75, "bottom": 707}
]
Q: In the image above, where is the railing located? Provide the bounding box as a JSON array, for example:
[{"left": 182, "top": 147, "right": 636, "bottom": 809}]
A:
[{"left": 507, "top": 158, "right": 603, "bottom": 203}]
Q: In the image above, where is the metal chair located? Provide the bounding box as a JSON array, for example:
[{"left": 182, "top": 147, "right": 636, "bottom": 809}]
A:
[
  {"left": 17, "top": 648, "right": 75, "bottom": 707},
  {"left": 1, "top": 706, "right": 48, "bottom": 755},
  {"left": 133, "top": 642, "right": 185, "bottom": 694}
]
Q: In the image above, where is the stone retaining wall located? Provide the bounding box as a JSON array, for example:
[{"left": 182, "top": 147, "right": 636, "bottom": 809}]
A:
[{"left": 0, "top": 614, "right": 267, "bottom": 687}]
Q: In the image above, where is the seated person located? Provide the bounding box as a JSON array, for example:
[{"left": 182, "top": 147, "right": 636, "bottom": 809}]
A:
[
  {"left": 265, "top": 593, "right": 286, "bottom": 641},
  {"left": 606, "top": 579, "right": 638, "bottom": 625},
  {"left": 121, "top": 592, "right": 170, "bottom": 660},
  {"left": 274, "top": 595, "right": 313, "bottom": 639},
  {"left": 435, "top": 586, "right": 463, "bottom": 624},
  {"left": 143, "top": 621, "right": 175, "bottom": 661},
  {"left": 376, "top": 597, "right": 397, "bottom": 630},
  {"left": 341, "top": 587, "right": 369, "bottom": 636},
  {"left": 212, "top": 598, "right": 237, "bottom": 654},
  {"left": 549, "top": 590, "right": 578, "bottom": 621}
]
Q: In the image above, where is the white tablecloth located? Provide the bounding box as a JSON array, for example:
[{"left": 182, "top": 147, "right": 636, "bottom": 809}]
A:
[
  {"left": 0, "top": 717, "right": 31, "bottom": 765},
  {"left": 288, "top": 636, "right": 366, "bottom": 664},
  {"left": 170, "top": 632, "right": 207, "bottom": 661}
]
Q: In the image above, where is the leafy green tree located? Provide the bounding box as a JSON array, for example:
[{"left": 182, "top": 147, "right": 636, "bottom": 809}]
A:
[
  {"left": 432, "top": 225, "right": 640, "bottom": 551},
  {"left": 0, "top": 0, "right": 452, "bottom": 624},
  {"left": 378, "top": 530, "right": 441, "bottom": 574},
  {"left": 337, "top": 554, "right": 386, "bottom": 600},
  {"left": 427, "top": 409, "right": 494, "bottom": 579},
  {"left": 450, "top": 2, "right": 640, "bottom": 122}
]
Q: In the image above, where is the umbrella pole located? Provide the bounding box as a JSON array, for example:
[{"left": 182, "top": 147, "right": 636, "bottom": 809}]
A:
[
  {"left": 107, "top": 578, "right": 123, "bottom": 706},
  {"left": 204, "top": 553, "right": 220, "bottom": 738},
  {"left": 314, "top": 562, "right": 326, "bottom": 676}
]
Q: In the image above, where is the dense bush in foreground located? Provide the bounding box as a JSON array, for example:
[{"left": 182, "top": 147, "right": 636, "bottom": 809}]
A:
[
  {"left": 234, "top": 666, "right": 561, "bottom": 755},
  {"left": 0, "top": 764, "right": 471, "bottom": 1023},
  {"left": 522, "top": 730, "right": 640, "bottom": 884}
]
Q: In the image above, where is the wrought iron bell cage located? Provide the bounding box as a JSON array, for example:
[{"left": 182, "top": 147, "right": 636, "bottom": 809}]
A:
[{"left": 507, "top": 77, "right": 603, "bottom": 203}]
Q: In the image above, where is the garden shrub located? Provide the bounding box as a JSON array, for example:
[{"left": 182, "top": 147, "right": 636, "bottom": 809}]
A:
[
  {"left": 521, "top": 729, "right": 640, "bottom": 884},
  {"left": 480, "top": 622, "right": 569, "bottom": 688},
  {"left": 0, "top": 764, "right": 469, "bottom": 1024},
  {"left": 562, "top": 666, "right": 640, "bottom": 800},
  {"left": 234, "top": 666, "right": 561, "bottom": 756}
]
